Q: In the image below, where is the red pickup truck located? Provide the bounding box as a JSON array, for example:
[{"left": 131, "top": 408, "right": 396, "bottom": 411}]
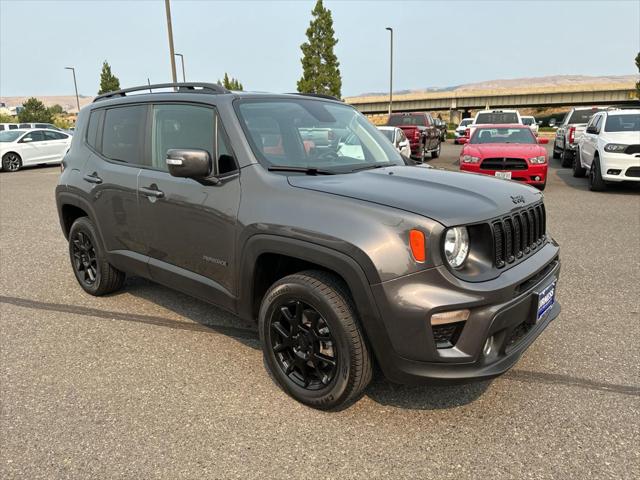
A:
[{"left": 386, "top": 112, "right": 441, "bottom": 162}]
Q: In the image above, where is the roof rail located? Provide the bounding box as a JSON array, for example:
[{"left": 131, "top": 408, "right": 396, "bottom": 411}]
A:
[
  {"left": 605, "top": 104, "right": 640, "bottom": 111},
  {"left": 287, "top": 92, "right": 342, "bottom": 102},
  {"left": 94, "top": 82, "right": 230, "bottom": 103}
]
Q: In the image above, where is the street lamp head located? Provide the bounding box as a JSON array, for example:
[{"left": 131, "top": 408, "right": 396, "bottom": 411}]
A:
[
  {"left": 386, "top": 27, "right": 393, "bottom": 32},
  {"left": 64, "top": 66, "right": 74, "bottom": 70}
]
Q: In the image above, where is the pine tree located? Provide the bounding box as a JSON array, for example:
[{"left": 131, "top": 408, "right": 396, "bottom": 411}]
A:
[
  {"left": 297, "top": 0, "right": 341, "bottom": 98},
  {"left": 218, "top": 73, "right": 244, "bottom": 91},
  {"left": 98, "top": 60, "right": 121, "bottom": 95}
]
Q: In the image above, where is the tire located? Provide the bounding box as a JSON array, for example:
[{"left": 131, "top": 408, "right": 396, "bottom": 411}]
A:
[
  {"left": 588, "top": 156, "right": 607, "bottom": 192},
  {"left": 2, "top": 152, "right": 22, "bottom": 172},
  {"left": 68, "top": 217, "right": 125, "bottom": 296},
  {"left": 552, "top": 143, "right": 561, "bottom": 160},
  {"left": 572, "top": 147, "right": 587, "bottom": 178},
  {"left": 258, "top": 270, "right": 373, "bottom": 410},
  {"left": 536, "top": 181, "right": 546, "bottom": 191},
  {"left": 561, "top": 146, "right": 573, "bottom": 168},
  {"left": 418, "top": 143, "right": 426, "bottom": 163},
  {"left": 431, "top": 140, "right": 441, "bottom": 159}
]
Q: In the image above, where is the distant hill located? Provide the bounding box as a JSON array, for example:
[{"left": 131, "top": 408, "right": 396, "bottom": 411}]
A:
[
  {"left": 0, "top": 95, "right": 94, "bottom": 114},
  {"left": 348, "top": 74, "right": 638, "bottom": 100}
]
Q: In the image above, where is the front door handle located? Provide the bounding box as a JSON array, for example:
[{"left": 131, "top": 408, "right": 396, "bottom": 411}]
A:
[
  {"left": 140, "top": 186, "right": 165, "bottom": 199},
  {"left": 83, "top": 172, "right": 102, "bottom": 184}
]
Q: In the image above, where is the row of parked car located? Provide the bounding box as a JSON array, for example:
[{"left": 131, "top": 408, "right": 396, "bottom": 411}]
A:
[{"left": 447, "top": 107, "right": 640, "bottom": 192}]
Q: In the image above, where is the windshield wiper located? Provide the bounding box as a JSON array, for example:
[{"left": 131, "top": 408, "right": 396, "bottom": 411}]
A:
[
  {"left": 350, "top": 162, "right": 397, "bottom": 172},
  {"left": 267, "top": 166, "right": 336, "bottom": 175}
]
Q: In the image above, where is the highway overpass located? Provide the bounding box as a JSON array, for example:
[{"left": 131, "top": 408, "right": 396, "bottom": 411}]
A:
[{"left": 345, "top": 83, "right": 639, "bottom": 117}]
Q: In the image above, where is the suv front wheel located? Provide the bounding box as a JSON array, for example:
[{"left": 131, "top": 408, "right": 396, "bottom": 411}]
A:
[
  {"left": 68, "top": 217, "right": 126, "bottom": 295},
  {"left": 259, "top": 270, "right": 372, "bottom": 410}
]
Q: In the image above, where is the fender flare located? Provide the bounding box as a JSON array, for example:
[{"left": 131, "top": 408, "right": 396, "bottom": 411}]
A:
[
  {"left": 56, "top": 191, "right": 106, "bottom": 248},
  {"left": 237, "top": 234, "right": 395, "bottom": 367}
]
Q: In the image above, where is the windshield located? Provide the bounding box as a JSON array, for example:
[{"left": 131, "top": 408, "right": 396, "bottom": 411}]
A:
[
  {"left": 568, "top": 109, "right": 604, "bottom": 124},
  {"left": 604, "top": 114, "right": 640, "bottom": 132},
  {"left": 387, "top": 114, "right": 426, "bottom": 126},
  {"left": 470, "top": 127, "right": 537, "bottom": 144},
  {"left": 237, "top": 98, "right": 404, "bottom": 172},
  {"left": 475, "top": 112, "right": 519, "bottom": 124},
  {"left": 0, "top": 130, "right": 23, "bottom": 142},
  {"left": 521, "top": 117, "right": 534, "bottom": 126},
  {"left": 459, "top": 119, "right": 473, "bottom": 127},
  {"left": 379, "top": 129, "right": 394, "bottom": 141}
]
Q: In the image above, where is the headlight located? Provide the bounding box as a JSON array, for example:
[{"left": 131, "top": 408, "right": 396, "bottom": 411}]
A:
[
  {"left": 461, "top": 155, "right": 480, "bottom": 163},
  {"left": 443, "top": 227, "right": 469, "bottom": 269},
  {"left": 529, "top": 155, "right": 546, "bottom": 164},
  {"left": 604, "top": 143, "right": 627, "bottom": 153}
]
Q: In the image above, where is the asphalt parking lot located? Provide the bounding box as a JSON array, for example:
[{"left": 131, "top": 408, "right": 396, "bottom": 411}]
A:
[{"left": 1, "top": 142, "right": 639, "bottom": 479}]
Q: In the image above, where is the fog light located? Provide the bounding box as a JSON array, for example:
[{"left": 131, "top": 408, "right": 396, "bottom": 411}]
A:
[
  {"left": 431, "top": 309, "right": 470, "bottom": 326},
  {"left": 483, "top": 336, "right": 495, "bottom": 356},
  {"left": 607, "top": 169, "right": 621, "bottom": 175},
  {"left": 533, "top": 176, "right": 540, "bottom": 181}
]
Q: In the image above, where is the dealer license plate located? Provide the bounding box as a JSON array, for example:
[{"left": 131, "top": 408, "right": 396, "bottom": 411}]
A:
[
  {"left": 495, "top": 171, "right": 512, "bottom": 179},
  {"left": 537, "top": 281, "right": 556, "bottom": 321}
]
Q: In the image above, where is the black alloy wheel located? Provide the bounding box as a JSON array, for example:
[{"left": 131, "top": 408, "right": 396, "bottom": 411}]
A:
[
  {"left": 71, "top": 230, "right": 98, "bottom": 286},
  {"left": 269, "top": 299, "right": 337, "bottom": 389},
  {"left": 2, "top": 153, "right": 22, "bottom": 172}
]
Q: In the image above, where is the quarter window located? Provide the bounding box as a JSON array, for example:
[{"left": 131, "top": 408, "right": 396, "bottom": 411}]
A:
[
  {"left": 102, "top": 106, "right": 146, "bottom": 164},
  {"left": 86, "top": 109, "right": 104, "bottom": 151}
]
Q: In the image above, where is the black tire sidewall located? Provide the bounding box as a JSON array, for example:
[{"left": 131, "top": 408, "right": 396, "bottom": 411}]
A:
[
  {"left": 259, "top": 279, "right": 355, "bottom": 409},
  {"left": 68, "top": 217, "right": 104, "bottom": 295},
  {"left": 2, "top": 153, "right": 22, "bottom": 172}
]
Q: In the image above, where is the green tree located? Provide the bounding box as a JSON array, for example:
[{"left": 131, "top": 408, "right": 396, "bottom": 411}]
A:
[
  {"left": 98, "top": 60, "right": 120, "bottom": 95},
  {"left": 635, "top": 52, "right": 640, "bottom": 99},
  {"left": 17, "top": 98, "right": 53, "bottom": 123},
  {"left": 0, "top": 113, "right": 14, "bottom": 123},
  {"left": 297, "top": 0, "right": 341, "bottom": 98},
  {"left": 48, "top": 104, "right": 65, "bottom": 115},
  {"left": 218, "top": 72, "right": 243, "bottom": 90}
]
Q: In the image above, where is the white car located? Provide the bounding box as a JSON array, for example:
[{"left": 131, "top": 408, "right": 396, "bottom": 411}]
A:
[
  {"left": 0, "top": 129, "right": 72, "bottom": 172},
  {"left": 469, "top": 109, "right": 522, "bottom": 139},
  {"left": 574, "top": 109, "right": 640, "bottom": 191},
  {"left": 521, "top": 116, "right": 539, "bottom": 136},
  {"left": 377, "top": 126, "right": 411, "bottom": 157},
  {"left": 454, "top": 118, "right": 474, "bottom": 144}
]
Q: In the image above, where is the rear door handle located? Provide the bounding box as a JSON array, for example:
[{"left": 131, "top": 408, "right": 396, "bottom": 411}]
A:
[
  {"left": 140, "top": 186, "right": 165, "bottom": 199},
  {"left": 83, "top": 173, "right": 102, "bottom": 184}
]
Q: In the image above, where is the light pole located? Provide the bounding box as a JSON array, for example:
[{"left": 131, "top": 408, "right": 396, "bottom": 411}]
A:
[
  {"left": 165, "top": 0, "right": 178, "bottom": 85},
  {"left": 174, "top": 53, "right": 186, "bottom": 82},
  {"left": 385, "top": 27, "right": 393, "bottom": 116},
  {"left": 65, "top": 67, "right": 80, "bottom": 112}
]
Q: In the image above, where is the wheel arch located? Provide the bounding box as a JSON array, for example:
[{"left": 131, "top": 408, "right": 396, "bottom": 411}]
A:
[
  {"left": 56, "top": 192, "right": 104, "bottom": 245},
  {"left": 237, "top": 234, "right": 394, "bottom": 368}
]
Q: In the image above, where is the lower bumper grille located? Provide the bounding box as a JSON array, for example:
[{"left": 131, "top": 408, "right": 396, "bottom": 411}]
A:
[
  {"left": 432, "top": 321, "right": 465, "bottom": 349},
  {"left": 480, "top": 158, "right": 528, "bottom": 170},
  {"left": 505, "top": 320, "right": 535, "bottom": 353}
]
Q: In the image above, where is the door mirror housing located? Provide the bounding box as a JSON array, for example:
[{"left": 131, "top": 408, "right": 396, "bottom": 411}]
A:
[
  {"left": 537, "top": 137, "right": 549, "bottom": 144},
  {"left": 458, "top": 137, "right": 469, "bottom": 144},
  {"left": 21, "top": 137, "right": 33, "bottom": 143},
  {"left": 586, "top": 126, "right": 599, "bottom": 135},
  {"left": 166, "top": 149, "right": 211, "bottom": 178}
]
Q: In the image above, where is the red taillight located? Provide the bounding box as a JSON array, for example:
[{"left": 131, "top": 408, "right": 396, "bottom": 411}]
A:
[
  {"left": 414, "top": 130, "right": 421, "bottom": 141},
  {"left": 409, "top": 229, "right": 426, "bottom": 263},
  {"left": 568, "top": 126, "right": 575, "bottom": 144}
]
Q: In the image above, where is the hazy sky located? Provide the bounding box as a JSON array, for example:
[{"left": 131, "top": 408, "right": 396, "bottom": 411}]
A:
[{"left": 1, "top": 0, "right": 638, "bottom": 97}]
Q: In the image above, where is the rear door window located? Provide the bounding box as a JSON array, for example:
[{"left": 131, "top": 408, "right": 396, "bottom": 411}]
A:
[
  {"left": 102, "top": 105, "right": 147, "bottom": 164},
  {"left": 22, "top": 131, "right": 45, "bottom": 142}
]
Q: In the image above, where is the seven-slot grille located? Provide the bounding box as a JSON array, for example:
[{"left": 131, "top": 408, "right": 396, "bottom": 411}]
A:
[
  {"left": 492, "top": 203, "right": 546, "bottom": 268},
  {"left": 480, "top": 158, "right": 528, "bottom": 170}
]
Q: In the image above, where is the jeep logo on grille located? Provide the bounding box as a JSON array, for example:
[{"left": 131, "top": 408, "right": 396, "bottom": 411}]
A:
[{"left": 511, "top": 195, "right": 525, "bottom": 204}]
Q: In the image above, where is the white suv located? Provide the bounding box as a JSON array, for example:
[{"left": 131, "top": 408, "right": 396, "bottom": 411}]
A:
[
  {"left": 469, "top": 109, "right": 522, "bottom": 138},
  {"left": 574, "top": 109, "right": 640, "bottom": 191}
]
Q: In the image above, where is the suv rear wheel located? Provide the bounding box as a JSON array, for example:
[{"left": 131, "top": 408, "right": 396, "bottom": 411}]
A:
[
  {"left": 258, "top": 270, "right": 372, "bottom": 410},
  {"left": 68, "top": 217, "right": 126, "bottom": 295}
]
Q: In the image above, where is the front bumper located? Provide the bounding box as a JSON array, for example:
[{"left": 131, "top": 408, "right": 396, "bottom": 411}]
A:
[
  {"left": 599, "top": 152, "right": 640, "bottom": 182},
  {"left": 460, "top": 162, "right": 548, "bottom": 185},
  {"left": 370, "top": 241, "right": 561, "bottom": 384}
]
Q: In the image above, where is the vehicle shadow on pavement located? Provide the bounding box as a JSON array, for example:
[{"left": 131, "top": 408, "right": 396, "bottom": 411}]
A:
[
  {"left": 364, "top": 376, "right": 491, "bottom": 410},
  {"left": 551, "top": 161, "right": 640, "bottom": 194}
]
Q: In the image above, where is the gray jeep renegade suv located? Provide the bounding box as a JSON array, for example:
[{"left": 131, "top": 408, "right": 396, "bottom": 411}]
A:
[{"left": 56, "top": 83, "right": 561, "bottom": 410}]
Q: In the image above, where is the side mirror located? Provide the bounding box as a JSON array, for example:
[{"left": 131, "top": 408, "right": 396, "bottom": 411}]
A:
[
  {"left": 166, "top": 148, "right": 211, "bottom": 178},
  {"left": 21, "top": 137, "right": 33, "bottom": 143},
  {"left": 549, "top": 119, "right": 556, "bottom": 127},
  {"left": 586, "top": 126, "right": 598, "bottom": 135},
  {"left": 537, "top": 137, "right": 549, "bottom": 144},
  {"left": 458, "top": 137, "right": 469, "bottom": 144}
]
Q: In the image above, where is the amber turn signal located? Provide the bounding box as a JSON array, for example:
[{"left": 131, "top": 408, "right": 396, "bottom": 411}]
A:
[{"left": 409, "top": 229, "right": 426, "bottom": 263}]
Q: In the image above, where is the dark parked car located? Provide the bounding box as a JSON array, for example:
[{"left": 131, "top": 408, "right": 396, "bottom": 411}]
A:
[
  {"left": 56, "top": 83, "right": 561, "bottom": 410},
  {"left": 386, "top": 112, "right": 441, "bottom": 162}
]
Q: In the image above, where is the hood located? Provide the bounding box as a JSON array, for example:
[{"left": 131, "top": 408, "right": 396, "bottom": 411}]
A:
[
  {"left": 601, "top": 131, "right": 640, "bottom": 145},
  {"left": 287, "top": 166, "right": 542, "bottom": 227},
  {"left": 464, "top": 143, "right": 546, "bottom": 158}
]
